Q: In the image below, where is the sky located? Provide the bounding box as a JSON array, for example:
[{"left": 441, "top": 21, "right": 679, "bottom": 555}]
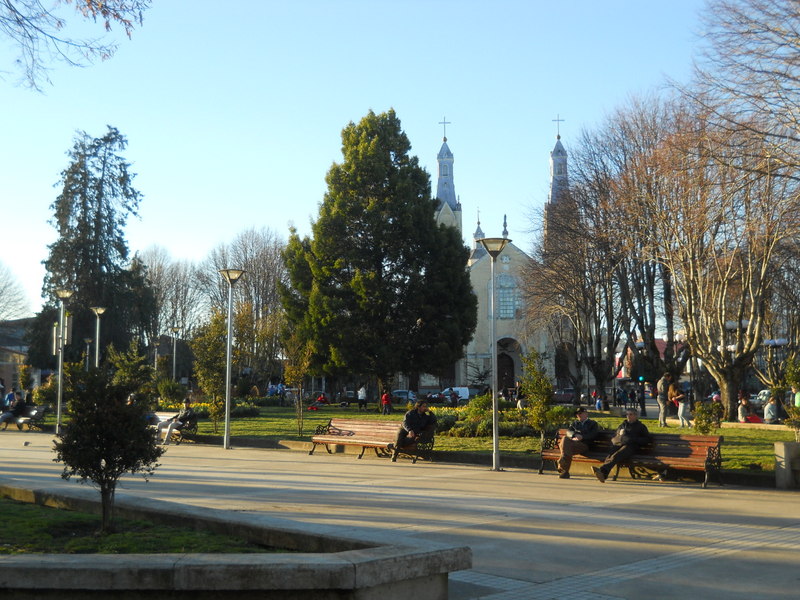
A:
[{"left": 0, "top": 0, "right": 706, "bottom": 318}]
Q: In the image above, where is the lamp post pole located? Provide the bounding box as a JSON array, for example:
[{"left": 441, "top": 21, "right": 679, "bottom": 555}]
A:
[
  {"left": 171, "top": 326, "right": 181, "bottom": 381},
  {"left": 55, "top": 289, "right": 74, "bottom": 435},
  {"left": 83, "top": 338, "right": 92, "bottom": 371},
  {"left": 90, "top": 307, "right": 106, "bottom": 367},
  {"left": 477, "top": 237, "right": 510, "bottom": 472},
  {"left": 219, "top": 268, "right": 245, "bottom": 450},
  {"left": 154, "top": 340, "right": 160, "bottom": 372}
]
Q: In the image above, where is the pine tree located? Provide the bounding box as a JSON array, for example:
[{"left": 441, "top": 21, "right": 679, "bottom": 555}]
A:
[
  {"left": 282, "top": 110, "right": 477, "bottom": 388},
  {"left": 28, "top": 126, "right": 156, "bottom": 367}
]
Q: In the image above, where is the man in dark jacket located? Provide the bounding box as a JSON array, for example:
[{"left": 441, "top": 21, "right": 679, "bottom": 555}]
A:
[
  {"left": 557, "top": 406, "right": 599, "bottom": 479},
  {"left": 392, "top": 400, "right": 437, "bottom": 462},
  {"left": 593, "top": 408, "right": 651, "bottom": 483}
]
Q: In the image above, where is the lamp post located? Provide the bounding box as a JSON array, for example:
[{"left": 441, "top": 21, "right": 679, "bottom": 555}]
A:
[
  {"left": 55, "top": 289, "right": 74, "bottom": 435},
  {"left": 219, "top": 268, "right": 245, "bottom": 450},
  {"left": 171, "top": 326, "right": 181, "bottom": 381},
  {"left": 477, "top": 237, "right": 510, "bottom": 472},
  {"left": 90, "top": 307, "right": 106, "bottom": 367},
  {"left": 83, "top": 338, "right": 92, "bottom": 371},
  {"left": 154, "top": 340, "right": 160, "bottom": 373}
]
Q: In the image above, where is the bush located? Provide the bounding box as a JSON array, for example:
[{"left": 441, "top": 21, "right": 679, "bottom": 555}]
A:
[
  {"left": 694, "top": 400, "right": 723, "bottom": 434},
  {"left": 157, "top": 379, "right": 186, "bottom": 405},
  {"left": 231, "top": 402, "right": 260, "bottom": 418}
]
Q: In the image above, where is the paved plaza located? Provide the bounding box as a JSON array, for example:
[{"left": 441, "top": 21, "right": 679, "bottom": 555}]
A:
[{"left": 1, "top": 431, "right": 798, "bottom": 599}]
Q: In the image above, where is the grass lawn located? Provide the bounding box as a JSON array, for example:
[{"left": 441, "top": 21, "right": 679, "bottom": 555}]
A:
[
  {"left": 187, "top": 404, "right": 795, "bottom": 474},
  {"left": 0, "top": 496, "right": 285, "bottom": 554}
]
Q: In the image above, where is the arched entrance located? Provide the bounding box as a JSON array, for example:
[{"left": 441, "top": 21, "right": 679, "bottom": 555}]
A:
[
  {"left": 496, "top": 337, "right": 521, "bottom": 392},
  {"left": 498, "top": 353, "right": 515, "bottom": 391}
]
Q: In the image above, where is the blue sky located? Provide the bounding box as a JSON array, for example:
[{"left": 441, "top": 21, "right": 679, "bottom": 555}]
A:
[{"left": 0, "top": 0, "right": 705, "bottom": 317}]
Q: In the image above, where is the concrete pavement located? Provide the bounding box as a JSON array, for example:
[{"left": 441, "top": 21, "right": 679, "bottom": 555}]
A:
[{"left": 1, "top": 430, "right": 799, "bottom": 599}]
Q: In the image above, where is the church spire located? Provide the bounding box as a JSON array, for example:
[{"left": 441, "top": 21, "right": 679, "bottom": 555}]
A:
[
  {"left": 547, "top": 120, "right": 568, "bottom": 205},
  {"left": 434, "top": 117, "right": 462, "bottom": 235},
  {"left": 436, "top": 118, "right": 458, "bottom": 212}
]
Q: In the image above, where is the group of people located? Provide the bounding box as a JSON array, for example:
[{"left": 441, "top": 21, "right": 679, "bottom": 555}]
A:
[
  {"left": 557, "top": 405, "right": 651, "bottom": 483},
  {"left": 656, "top": 372, "right": 692, "bottom": 428}
]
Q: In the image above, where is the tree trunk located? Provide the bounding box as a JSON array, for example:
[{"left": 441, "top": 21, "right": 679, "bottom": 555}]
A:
[{"left": 100, "top": 484, "right": 115, "bottom": 533}]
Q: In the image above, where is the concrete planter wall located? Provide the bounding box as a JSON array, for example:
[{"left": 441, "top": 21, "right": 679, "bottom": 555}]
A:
[
  {"left": 775, "top": 441, "right": 800, "bottom": 489},
  {"left": 0, "top": 482, "right": 471, "bottom": 599}
]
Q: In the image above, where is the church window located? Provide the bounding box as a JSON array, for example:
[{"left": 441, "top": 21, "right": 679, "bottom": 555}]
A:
[
  {"left": 491, "top": 274, "right": 520, "bottom": 320},
  {"left": 441, "top": 164, "right": 449, "bottom": 177}
]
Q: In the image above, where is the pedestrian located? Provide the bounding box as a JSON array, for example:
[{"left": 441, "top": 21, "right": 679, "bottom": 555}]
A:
[
  {"left": 381, "top": 390, "right": 392, "bottom": 415},
  {"left": 656, "top": 372, "right": 673, "bottom": 427},
  {"left": 357, "top": 385, "right": 368, "bottom": 412},
  {"left": 669, "top": 383, "right": 691, "bottom": 427}
]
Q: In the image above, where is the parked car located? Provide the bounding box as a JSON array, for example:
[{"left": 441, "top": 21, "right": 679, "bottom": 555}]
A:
[
  {"left": 391, "top": 389, "right": 417, "bottom": 402},
  {"left": 552, "top": 388, "right": 576, "bottom": 404}
]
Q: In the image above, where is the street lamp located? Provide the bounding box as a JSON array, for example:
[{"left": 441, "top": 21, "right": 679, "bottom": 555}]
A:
[
  {"left": 171, "top": 326, "right": 181, "bottom": 381},
  {"left": 219, "top": 268, "right": 245, "bottom": 450},
  {"left": 90, "top": 306, "right": 106, "bottom": 367},
  {"left": 477, "top": 237, "right": 510, "bottom": 472},
  {"left": 154, "top": 340, "right": 160, "bottom": 373},
  {"left": 55, "top": 289, "right": 74, "bottom": 435},
  {"left": 83, "top": 338, "right": 92, "bottom": 371}
]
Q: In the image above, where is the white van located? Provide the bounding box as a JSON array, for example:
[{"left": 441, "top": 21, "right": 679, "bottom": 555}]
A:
[{"left": 441, "top": 387, "right": 470, "bottom": 401}]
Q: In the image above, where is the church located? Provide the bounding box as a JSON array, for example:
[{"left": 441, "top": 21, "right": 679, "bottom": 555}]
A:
[{"left": 414, "top": 128, "right": 564, "bottom": 394}]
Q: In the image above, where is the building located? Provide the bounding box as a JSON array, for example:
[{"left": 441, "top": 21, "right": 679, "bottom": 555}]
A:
[{"left": 423, "top": 132, "right": 553, "bottom": 393}]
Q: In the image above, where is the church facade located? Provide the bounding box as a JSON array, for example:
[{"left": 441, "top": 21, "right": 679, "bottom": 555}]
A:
[{"left": 420, "top": 132, "right": 559, "bottom": 394}]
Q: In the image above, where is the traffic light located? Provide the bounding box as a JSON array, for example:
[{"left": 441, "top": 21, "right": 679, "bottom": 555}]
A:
[{"left": 638, "top": 376, "right": 644, "bottom": 382}]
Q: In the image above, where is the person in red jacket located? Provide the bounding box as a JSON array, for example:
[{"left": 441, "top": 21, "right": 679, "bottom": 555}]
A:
[{"left": 381, "top": 390, "right": 392, "bottom": 415}]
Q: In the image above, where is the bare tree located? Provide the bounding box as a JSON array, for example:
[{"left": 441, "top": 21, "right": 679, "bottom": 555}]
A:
[
  {"left": 0, "top": 261, "right": 29, "bottom": 320},
  {"left": 639, "top": 103, "right": 800, "bottom": 419},
  {"left": 691, "top": 0, "right": 800, "bottom": 173},
  {"left": 200, "top": 227, "right": 287, "bottom": 388},
  {"left": 139, "top": 245, "right": 205, "bottom": 340},
  {"left": 1, "top": 0, "right": 151, "bottom": 89}
]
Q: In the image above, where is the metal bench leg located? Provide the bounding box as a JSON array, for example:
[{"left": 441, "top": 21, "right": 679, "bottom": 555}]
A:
[
  {"left": 357, "top": 447, "right": 367, "bottom": 459},
  {"left": 308, "top": 443, "right": 317, "bottom": 456}
]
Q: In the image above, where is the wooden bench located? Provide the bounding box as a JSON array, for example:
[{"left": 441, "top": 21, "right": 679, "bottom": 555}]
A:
[
  {"left": 151, "top": 411, "right": 198, "bottom": 445},
  {"left": 309, "top": 418, "right": 434, "bottom": 463},
  {"left": 539, "top": 429, "right": 724, "bottom": 488}
]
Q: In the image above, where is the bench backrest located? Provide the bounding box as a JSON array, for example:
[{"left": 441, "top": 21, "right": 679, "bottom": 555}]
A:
[
  {"left": 555, "top": 429, "right": 722, "bottom": 458},
  {"left": 326, "top": 418, "right": 401, "bottom": 441}
]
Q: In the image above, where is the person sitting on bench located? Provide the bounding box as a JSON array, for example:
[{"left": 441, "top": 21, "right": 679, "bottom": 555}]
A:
[
  {"left": 557, "top": 406, "right": 599, "bottom": 479},
  {"left": 592, "top": 408, "right": 650, "bottom": 483},
  {"left": 157, "top": 398, "right": 195, "bottom": 445},
  {"left": 392, "top": 400, "right": 437, "bottom": 462}
]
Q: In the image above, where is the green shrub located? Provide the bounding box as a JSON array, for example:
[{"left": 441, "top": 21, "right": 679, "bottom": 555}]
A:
[
  {"left": 231, "top": 402, "right": 260, "bottom": 418},
  {"left": 693, "top": 400, "right": 723, "bottom": 434},
  {"left": 157, "top": 379, "right": 186, "bottom": 405}
]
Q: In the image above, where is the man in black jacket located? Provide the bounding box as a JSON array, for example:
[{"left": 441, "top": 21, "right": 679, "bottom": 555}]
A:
[
  {"left": 557, "top": 406, "right": 599, "bottom": 479},
  {"left": 392, "top": 400, "right": 437, "bottom": 462},
  {"left": 592, "top": 408, "right": 651, "bottom": 483}
]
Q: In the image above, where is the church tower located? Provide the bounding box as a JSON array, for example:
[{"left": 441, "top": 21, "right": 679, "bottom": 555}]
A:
[
  {"left": 543, "top": 133, "right": 569, "bottom": 242},
  {"left": 433, "top": 119, "right": 462, "bottom": 234}
]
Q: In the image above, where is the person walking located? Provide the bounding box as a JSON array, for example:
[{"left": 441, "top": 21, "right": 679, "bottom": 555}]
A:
[
  {"left": 669, "top": 383, "right": 691, "bottom": 428},
  {"left": 656, "top": 372, "right": 673, "bottom": 427},
  {"left": 380, "top": 390, "right": 392, "bottom": 415}
]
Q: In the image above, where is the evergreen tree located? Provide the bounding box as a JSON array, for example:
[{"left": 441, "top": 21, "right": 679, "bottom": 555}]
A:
[
  {"left": 281, "top": 110, "right": 477, "bottom": 388},
  {"left": 27, "top": 126, "right": 156, "bottom": 368}
]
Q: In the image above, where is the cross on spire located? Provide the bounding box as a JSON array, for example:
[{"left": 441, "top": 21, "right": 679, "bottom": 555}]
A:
[
  {"left": 439, "top": 116, "right": 451, "bottom": 141},
  {"left": 552, "top": 114, "right": 565, "bottom": 138}
]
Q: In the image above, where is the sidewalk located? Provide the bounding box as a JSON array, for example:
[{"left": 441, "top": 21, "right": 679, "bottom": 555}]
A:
[{"left": 1, "top": 431, "right": 799, "bottom": 599}]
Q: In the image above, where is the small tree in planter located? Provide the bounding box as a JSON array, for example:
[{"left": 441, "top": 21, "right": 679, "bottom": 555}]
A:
[
  {"left": 53, "top": 369, "right": 164, "bottom": 533},
  {"left": 520, "top": 350, "right": 571, "bottom": 443}
]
